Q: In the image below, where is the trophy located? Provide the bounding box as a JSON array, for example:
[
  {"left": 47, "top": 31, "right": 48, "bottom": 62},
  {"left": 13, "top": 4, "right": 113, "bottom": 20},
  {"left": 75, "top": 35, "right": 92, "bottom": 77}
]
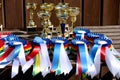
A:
[
  {"left": 37, "top": 11, "right": 51, "bottom": 38},
  {"left": 55, "top": 3, "right": 69, "bottom": 37},
  {"left": 37, "top": 3, "right": 54, "bottom": 38},
  {"left": 68, "top": 7, "right": 80, "bottom": 33},
  {"left": 26, "top": 3, "right": 37, "bottom": 29}
]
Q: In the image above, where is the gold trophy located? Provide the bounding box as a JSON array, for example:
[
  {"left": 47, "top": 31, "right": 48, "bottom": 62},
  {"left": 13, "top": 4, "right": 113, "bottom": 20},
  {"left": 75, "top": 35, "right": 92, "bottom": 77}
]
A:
[
  {"left": 55, "top": 3, "right": 69, "bottom": 37},
  {"left": 37, "top": 11, "right": 51, "bottom": 37},
  {"left": 37, "top": 3, "right": 54, "bottom": 38},
  {"left": 26, "top": 3, "right": 37, "bottom": 29},
  {"left": 68, "top": 7, "right": 80, "bottom": 33}
]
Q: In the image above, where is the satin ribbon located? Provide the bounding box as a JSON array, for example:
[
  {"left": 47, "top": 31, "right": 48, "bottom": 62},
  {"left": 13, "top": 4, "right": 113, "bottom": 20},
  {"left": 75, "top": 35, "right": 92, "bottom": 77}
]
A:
[
  {"left": 72, "top": 38, "right": 89, "bottom": 75},
  {"left": 73, "top": 27, "right": 90, "bottom": 39},
  {"left": 10, "top": 42, "right": 26, "bottom": 78},
  {"left": 51, "top": 37, "right": 72, "bottom": 75},
  {"left": 24, "top": 37, "right": 51, "bottom": 77},
  {"left": 86, "top": 32, "right": 104, "bottom": 44},
  {"left": 0, "top": 34, "right": 28, "bottom": 78},
  {"left": 88, "top": 38, "right": 112, "bottom": 78}
]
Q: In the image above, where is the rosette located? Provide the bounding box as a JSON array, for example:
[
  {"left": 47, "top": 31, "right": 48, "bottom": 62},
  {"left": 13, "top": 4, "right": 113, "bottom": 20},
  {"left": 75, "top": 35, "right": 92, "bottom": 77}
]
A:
[
  {"left": 73, "top": 27, "right": 90, "bottom": 39},
  {"left": 88, "top": 37, "right": 120, "bottom": 78},
  {"left": 51, "top": 37, "right": 72, "bottom": 75},
  {"left": 72, "top": 38, "right": 90, "bottom": 75},
  {"left": 24, "top": 37, "right": 51, "bottom": 77}
]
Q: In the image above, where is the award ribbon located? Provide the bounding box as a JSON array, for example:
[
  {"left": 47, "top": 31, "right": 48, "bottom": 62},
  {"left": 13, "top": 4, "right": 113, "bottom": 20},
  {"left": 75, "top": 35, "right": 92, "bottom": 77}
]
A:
[
  {"left": 88, "top": 37, "right": 112, "bottom": 78},
  {"left": 72, "top": 38, "right": 89, "bottom": 75},
  {"left": 73, "top": 27, "right": 90, "bottom": 39},
  {"left": 25, "top": 37, "right": 51, "bottom": 77},
  {"left": 51, "top": 37, "right": 72, "bottom": 75}
]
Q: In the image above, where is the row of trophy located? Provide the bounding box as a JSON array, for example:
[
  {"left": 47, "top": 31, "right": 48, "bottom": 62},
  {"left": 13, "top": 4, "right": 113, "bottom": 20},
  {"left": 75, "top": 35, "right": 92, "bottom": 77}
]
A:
[{"left": 26, "top": 2, "right": 80, "bottom": 38}]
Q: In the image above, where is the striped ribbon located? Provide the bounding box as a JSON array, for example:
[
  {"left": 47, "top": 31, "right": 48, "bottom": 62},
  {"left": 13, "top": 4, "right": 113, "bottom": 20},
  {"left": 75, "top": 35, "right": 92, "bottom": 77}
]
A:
[
  {"left": 72, "top": 38, "right": 89, "bottom": 75},
  {"left": 51, "top": 37, "right": 72, "bottom": 75},
  {"left": 24, "top": 37, "right": 51, "bottom": 77},
  {"left": 88, "top": 37, "right": 113, "bottom": 78}
]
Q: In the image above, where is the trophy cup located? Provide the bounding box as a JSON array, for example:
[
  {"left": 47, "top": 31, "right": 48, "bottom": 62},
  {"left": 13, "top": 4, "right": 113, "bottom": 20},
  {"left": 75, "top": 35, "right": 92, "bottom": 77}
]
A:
[
  {"left": 55, "top": 3, "right": 69, "bottom": 37},
  {"left": 37, "top": 11, "right": 51, "bottom": 38},
  {"left": 68, "top": 7, "right": 80, "bottom": 33},
  {"left": 26, "top": 3, "right": 37, "bottom": 30},
  {"left": 37, "top": 3, "right": 54, "bottom": 38}
]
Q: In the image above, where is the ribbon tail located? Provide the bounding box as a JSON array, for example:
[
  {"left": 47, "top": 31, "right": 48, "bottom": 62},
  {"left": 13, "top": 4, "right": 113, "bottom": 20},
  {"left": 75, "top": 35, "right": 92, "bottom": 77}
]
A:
[
  {"left": 93, "top": 46, "right": 101, "bottom": 76},
  {"left": 32, "top": 53, "right": 41, "bottom": 77},
  {"left": 60, "top": 43, "right": 72, "bottom": 75},
  {"left": 79, "top": 44, "right": 88, "bottom": 73},
  {"left": 106, "top": 47, "right": 120, "bottom": 77},
  {"left": 40, "top": 43, "right": 51, "bottom": 77},
  {"left": 18, "top": 44, "right": 26, "bottom": 73},
  {"left": 11, "top": 59, "right": 19, "bottom": 78},
  {"left": 0, "top": 61, "right": 11, "bottom": 68},
  {"left": 22, "top": 58, "right": 34, "bottom": 73},
  {"left": 87, "top": 45, "right": 101, "bottom": 78},
  {"left": 51, "top": 43, "right": 60, "bottom": 71}
]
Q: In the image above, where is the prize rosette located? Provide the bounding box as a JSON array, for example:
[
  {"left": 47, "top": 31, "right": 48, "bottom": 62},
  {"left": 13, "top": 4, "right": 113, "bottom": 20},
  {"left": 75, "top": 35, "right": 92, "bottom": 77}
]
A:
[
  {"left": 51, "top": 37, "right": 72, "bottom": 75},
  {"left": 0, "top": 34, "right": 27, "bottom": 78},
  {"left": 73, "top": 27, "right": 90, "bottom": 39},
  {"left": 24, "top": 37, "right": 51, "bottom": 77},
  {"left": 86, "top": 32, "right": 104, "bottom": 45},
  {"left": 42, "top": 38, "right": 52, "bottom": 50},
  {"left": 51, "top": 37, "right": 69, "bottom": 52},
  {"left": 88, "top": 37, "right": 120, "bottom": 78},
  {"left": 0, "top": 32, "right": 11, "bottom": 38},
  {"left": 71, "top": 38, "right": 91, "bottom": 75}
]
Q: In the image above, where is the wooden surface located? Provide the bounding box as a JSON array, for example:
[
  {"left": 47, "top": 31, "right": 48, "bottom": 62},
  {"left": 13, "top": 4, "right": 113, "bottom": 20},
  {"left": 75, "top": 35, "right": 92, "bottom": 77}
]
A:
[
  {"left": 103, "top": 0, "right": 119, "bottom": 25},
  {"left": 0, "top": 0, "right": 3, "bottom": 25},
  {"left": 4, "top": 0, "right": 24, "bottom": 29},
  {"left": 83, "top": 0, "right": 101, "bottom": 26}
]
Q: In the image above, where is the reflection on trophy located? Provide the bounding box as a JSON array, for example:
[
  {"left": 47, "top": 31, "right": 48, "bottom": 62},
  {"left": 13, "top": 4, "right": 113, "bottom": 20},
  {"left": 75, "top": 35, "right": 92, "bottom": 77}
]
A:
[
  {"left": 37, "top": 3, "right": 54, "bottom": 38},
  {"left": 55, "top": 3, "right": 69, "bottom": 37},
  {"left": 68, "top": 7, "right": 80, "bottom": 33},
  {"left": 37, "top": 11, "right": 51, "bottom": 38},
  {"left": 26, "top": 3, "right": 37, "bottom": 29}
]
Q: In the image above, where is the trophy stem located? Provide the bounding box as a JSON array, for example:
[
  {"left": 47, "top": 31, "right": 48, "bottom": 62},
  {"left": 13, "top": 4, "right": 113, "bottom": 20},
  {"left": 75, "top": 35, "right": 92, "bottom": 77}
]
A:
[
  {"left": 29, "top": 10, "right": 34, "bottom": 20},
  {"left": 60, "top": 23, "right": 66, "bottom": 37}
]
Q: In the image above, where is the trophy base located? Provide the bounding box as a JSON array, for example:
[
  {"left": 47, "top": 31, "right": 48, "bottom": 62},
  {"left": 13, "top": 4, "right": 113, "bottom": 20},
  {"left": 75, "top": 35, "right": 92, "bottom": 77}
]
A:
[{"left": 27, "top": 25, "right": 37, "bottom": 33}]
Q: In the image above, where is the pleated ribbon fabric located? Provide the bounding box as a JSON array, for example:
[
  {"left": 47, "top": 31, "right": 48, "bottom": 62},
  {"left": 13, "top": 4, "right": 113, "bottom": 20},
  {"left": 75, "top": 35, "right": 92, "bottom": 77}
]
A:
[
  {"left": 72, "top": 38, "right": 90, "bottom": 75},
  {"left": 88, "top": 37, "right": 120, "bottom": 78},
  {"left": 0, "top": 35, "right": 27, "bottom": 78},
  {"left": 73, "top": 27, "right": 90, "bottom": 39},
  {"left": 51, "top": 37, "right": 72, "bottom": 75},
  {"left": 24, "top": 37, "right": 51, "bottom": 77}
]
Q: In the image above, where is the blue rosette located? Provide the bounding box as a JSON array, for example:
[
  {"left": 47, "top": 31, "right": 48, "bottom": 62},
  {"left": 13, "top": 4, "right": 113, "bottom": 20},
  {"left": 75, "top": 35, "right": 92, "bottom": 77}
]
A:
[
  {"left": 42, "top": 38, "right": 52, "bottom": 48},
  {"left": 51, "top": 37, "right": 72, "bottom": 75},
  {"left": 73, "top": 27, "right": 90, "bottom": 39},
  {"left": 94, "top": 37, "right": 112, "bottom": 47},
  {"left": 71, "top": 37, "right": 90, "bottom": 74},
  {"left": 71, "top": 38, "right": 89, "bottom": 53},
  {"left": 86, "top": 32, "right": 105, "bottom": 46},
  {"left": 2, "top": 34, "right": 27, "bottom": 46}
]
